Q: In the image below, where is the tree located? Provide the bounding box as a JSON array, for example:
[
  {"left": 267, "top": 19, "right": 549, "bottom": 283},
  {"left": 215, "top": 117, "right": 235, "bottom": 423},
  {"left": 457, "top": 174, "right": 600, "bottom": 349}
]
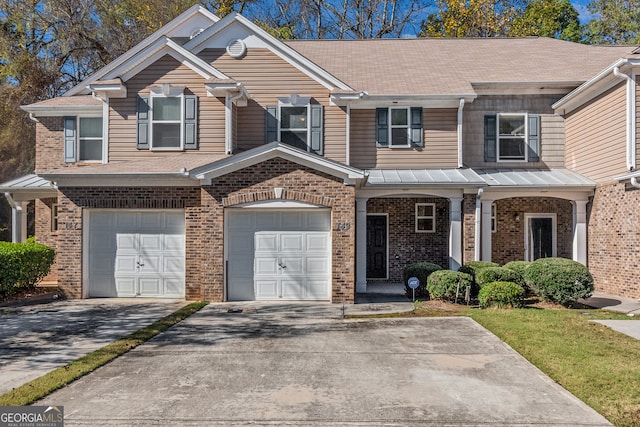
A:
[
  {"left": 584, "top": 0, "right": 640, "bottom": 44},
  {"left": 511, "top": 0, "right": 582, "bottom": 42},
  {"left": 419, "top": 0, "right": 526, "bottom": 38}
]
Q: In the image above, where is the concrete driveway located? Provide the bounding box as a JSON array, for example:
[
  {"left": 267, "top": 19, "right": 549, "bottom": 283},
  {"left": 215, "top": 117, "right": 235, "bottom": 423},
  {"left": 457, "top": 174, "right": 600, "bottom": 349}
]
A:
[
  {"left": 38, "top": 303, "right": 610, "bottom": 426},
  {"left": 0, "top": 299, "right": 185, "bottom": 395}
]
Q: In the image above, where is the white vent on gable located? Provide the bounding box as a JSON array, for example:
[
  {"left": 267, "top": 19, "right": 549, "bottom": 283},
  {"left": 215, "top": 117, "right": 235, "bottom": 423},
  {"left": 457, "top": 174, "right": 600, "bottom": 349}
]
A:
[
  {"left": 190, "top": 28, "right": 205, "bottom": 40},
  {"left": 226, "top": 39, "right": 247, "bottom": 59}
]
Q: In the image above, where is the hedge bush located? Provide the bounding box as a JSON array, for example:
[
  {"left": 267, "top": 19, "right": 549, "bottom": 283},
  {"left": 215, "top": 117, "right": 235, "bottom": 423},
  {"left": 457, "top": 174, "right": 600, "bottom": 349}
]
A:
[
  {"left": 426, "top": 270, "right": 473, "bottom": 302},
  {"left": 0, "top": 241, "right": 55, "bottom": 297},
  {"left": 403, "top": 262, "right": 442, "bottom": 300},
  {"left": 524, "top": 257, "right": 594, "bottom": 306},
  {"left": 478, "top": 281, "right": 525, "bottom": 308},
  {"left": 476, "top": 266, "right": 524, "bottom": 289},
  {"left": 458, "top": 261, "right": 500, "bottom": 296},
  {"left": 503, "top": 261, "right": 532, "bottom": 292}
]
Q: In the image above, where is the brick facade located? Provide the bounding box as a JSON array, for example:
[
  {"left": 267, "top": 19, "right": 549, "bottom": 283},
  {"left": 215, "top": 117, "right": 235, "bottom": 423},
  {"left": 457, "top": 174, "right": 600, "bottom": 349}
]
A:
[
  {"left": 491, "top": 197, "right": 573, "bottom": 264},
  {"left": 367, "top": 197, "right": 450, "bottom": 282},
  {"left": 35, "top": 197, "right": 59, "bottom": 281},
  {"left": 35, "top": 118, "right": 66, "bottom": 173},
  {"left": 53, "top": 158, "right": 356, "bottom": 303},
  {"left": 463, "top": 194, "right": 477, "bottom": 264},
  {"left": 588, "top": 182, "right": 640, "bottom": 299}
]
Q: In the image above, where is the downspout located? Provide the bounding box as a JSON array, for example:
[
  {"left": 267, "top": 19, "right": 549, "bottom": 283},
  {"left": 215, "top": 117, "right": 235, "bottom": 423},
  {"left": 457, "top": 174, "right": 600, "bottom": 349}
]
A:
[
  {"left": 225, "top": 91, "right": 244, "bottom": 155},
  {"left": 4, "top": 192, "right": 24, "bottom": 243},
  {"left": 345, "top": 104, "right": 351, "bottom": 166},
  {"left": 613, "top": 66, "right": 636, "bottom": 172},
  {"left": 457, "top": 98, "right": 465, "bottom": 168},
  {"left": 474, "top": 188, "right": 482, "bottom": 261}
]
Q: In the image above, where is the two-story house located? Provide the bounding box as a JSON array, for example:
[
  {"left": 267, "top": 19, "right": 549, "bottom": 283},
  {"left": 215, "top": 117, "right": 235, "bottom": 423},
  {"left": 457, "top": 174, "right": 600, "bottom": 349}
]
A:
[{"left": 2, "top": 5, "right": 638, "bottom": 302}]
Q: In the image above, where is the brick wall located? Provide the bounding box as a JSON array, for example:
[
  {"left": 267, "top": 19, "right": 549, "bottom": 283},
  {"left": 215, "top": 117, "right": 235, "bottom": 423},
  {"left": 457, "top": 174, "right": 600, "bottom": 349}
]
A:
[
  {"left": 492, "top": 197, "right": 573, "bottom": 264},
  {"left": 35, "top": 118, "right": 66, "bottom": 172},
  {"left": 367, "top": 197, "right": 450, "bottom": 282},
  {"left": 54, "top": 158, "right": 356, "bottom": 303},
  {"left": 35, "top": 197, "right": 59, "bottom": 282},
  {"left": 588, "top": 182, "right": 640, "bottom": 299},
  {"left": 463, "top": 194, "right": 476, "bottom": 264}
]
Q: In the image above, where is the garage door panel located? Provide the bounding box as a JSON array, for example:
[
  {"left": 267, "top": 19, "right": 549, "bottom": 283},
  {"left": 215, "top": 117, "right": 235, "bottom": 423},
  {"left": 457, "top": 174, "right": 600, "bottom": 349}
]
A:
[
  {"left": 307, "top": 258, "right": 329, "bottom": 275},
  {"left": 307, "top": 280, "right": 330, "bottom": 299},
  {"left": 281, "top": 257, "right": 303, "bottom": 275},
  {"left": 281, "top": 279, "right": 304, "bottom": 299},
  {"left": 281, "top": 212, "right": 304, "bottom": 229},
  {"left": 306, "top": 212, "right": 331, "bottom": 230},
  {"left": 255, "top": 234, "right": 277, "bottom": 252},
  {"left": 256, "top": 212, "right": 279, "bottom": 228},
  {"left": 255, "top": 279, "right": 278, "bottom": 299},
  {"left": 255, "top": 257, "right": 278, "bottom": 275},
  {"left": 228, "top": 211, "right": 253, "bottom": 230},
  {"left": 88, "top": 210, "right": 185, "bottom": 298},
  {"left": 307, "top": 234, "right": 330, "bottom": 252},
  {"left": 280, "top": 234, "right": 303, "bottom": 252}
]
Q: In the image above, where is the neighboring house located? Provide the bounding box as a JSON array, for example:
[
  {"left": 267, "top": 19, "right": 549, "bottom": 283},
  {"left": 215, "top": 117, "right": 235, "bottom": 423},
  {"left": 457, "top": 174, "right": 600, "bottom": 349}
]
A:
[{"left": 1, "top": 5, "right": 639, "bottom": 302}]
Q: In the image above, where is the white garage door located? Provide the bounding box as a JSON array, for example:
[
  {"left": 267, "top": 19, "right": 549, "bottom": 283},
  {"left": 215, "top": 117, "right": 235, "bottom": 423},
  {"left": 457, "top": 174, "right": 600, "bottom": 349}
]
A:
[
  {"left": 87, "top": 210, "right": 185, "bottom": 298},
  {"left": 227, "top": 209, "right": 331, "bottom": 301}
]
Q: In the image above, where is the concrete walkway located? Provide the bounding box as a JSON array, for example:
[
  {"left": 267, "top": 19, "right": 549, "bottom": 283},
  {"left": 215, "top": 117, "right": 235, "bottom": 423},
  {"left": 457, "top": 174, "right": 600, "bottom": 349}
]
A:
[
  {"left": 580, "top": 292, "right": 640, "bottom": 340},
  {"left": 38, "top": 302, "right": 611, "bottom": 426},
  {"left": 0, "top": 299, "right": 185, "bottom": 395}
]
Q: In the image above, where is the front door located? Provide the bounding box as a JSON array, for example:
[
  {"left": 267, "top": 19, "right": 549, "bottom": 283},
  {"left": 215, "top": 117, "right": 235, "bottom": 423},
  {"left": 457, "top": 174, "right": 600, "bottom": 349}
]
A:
[
  {"left": 366, "top": 215, "right": 387, "bottom": 279},
  {"left": 525, "top": 214, "right": 556, "bottom": 261}
]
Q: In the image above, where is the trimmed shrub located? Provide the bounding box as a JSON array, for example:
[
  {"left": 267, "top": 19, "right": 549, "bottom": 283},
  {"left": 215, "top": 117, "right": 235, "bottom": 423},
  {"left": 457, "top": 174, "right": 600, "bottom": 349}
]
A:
[
  {"left": 503, "top": 261, "right": 532, "bottom": 292},
  {"left": 427, "top": 270, "right": 473, "bottom": 302},
  {"left": 476, "top": 266, "right": 523, "bottom": 289},
  {"left": 524, "top": 257, "right": 594, "bottom": 306},
  {"left": 403, "top": 262, "right": 443, "bottom": 300},
  {"left": 478, "top": 281, "right": 525, "bottom": 308},
  {"left": 458, "top": 261, "right": 500, "bottom": 296},
  {"left": 0, "top": 241, "right": 55, "bottom": 297}
]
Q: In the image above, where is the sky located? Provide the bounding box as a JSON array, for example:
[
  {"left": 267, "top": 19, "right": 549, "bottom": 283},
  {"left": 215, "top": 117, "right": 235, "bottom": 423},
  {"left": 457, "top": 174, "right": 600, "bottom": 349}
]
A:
[{"left": 572, "top": 0, "right": 594, "bottom": 24}]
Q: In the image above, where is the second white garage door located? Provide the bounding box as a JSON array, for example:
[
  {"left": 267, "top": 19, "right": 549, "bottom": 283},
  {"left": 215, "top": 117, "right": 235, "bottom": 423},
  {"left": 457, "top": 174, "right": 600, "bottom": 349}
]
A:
[{"left": 227, "top": 209, "right": 332, "bottom": 301}]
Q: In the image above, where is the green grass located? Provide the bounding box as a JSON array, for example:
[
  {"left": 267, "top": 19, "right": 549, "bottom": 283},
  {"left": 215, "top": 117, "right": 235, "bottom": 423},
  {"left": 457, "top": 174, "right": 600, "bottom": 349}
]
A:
[
  {"left": 0, "top": 301, "right": 208, "bottom": 406},
  {"left": 467, "top": 307, "right": 640, "bottom": 427}
]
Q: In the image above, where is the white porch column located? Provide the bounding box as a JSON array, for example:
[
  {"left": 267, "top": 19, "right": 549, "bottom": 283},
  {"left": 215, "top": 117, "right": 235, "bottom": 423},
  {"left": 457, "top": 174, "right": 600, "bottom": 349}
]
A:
[
  {"left": 5, "top": 193, "right": 27, "bottom": 243},
  {"left": 449, "top": 196, "right": 463, "bottom": 270},
  {"left": 481, "top": 199, "right": 494, "bottom": 262},
  {"left": 573, "top": 200, "right": 588, "bottom": 265},
  {"left": 355, "top": 197, "right": 369, "bottom": 293}
]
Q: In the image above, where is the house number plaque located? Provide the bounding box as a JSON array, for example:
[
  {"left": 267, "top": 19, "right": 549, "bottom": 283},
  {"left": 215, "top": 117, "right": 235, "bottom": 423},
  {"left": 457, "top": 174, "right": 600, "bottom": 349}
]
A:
[{"left": 336, "top": 223, "right": 351, "bottom": 231}]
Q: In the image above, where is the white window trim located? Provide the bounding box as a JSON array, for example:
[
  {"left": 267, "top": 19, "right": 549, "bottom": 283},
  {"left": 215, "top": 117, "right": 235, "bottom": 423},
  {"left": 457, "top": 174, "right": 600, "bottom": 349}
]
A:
[
  {"left": 497, "top": 113, "right": 528, "bottom": 162},
  {"left": 51, "top": 203, "right": 58, "bottom": 232},
  {"left": 491, "top": 203, "right": 496, "bottom": 233},
  {"left": 76, "top": 115, "right": 104, "bottom": 163},
  {"left": 389, "top": 107, "right": 412, "bottom": 148},
  {"left": 149, "top": 86, "right": 185, "bottom": 151},
  {"left": 277, "top": 102, "right": 313, "bottom": 152},
  {"left": 415, "top": 203, "right": 436, "bottom": 233},
  {"left": 524, "top": 213, "right": 557, "bottom": 261}
]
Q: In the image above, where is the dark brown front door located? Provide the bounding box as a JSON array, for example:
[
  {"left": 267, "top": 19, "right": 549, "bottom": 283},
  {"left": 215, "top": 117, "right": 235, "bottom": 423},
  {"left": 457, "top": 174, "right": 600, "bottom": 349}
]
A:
[{"left": 367, "top": 215, "right": 387, "bottom": 279}]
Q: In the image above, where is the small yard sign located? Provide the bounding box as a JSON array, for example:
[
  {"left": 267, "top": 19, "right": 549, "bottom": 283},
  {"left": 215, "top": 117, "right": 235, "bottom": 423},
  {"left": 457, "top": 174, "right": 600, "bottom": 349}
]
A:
[{"left": 408, "top": 276, "right": 419, "bottom": 302}]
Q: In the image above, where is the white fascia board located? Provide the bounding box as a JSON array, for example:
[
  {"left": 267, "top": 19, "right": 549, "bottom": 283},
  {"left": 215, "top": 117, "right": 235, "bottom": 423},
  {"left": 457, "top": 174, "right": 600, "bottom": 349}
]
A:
[
  {"left": 21, "top": 104, "right": 103, "bottom": 117},
  {"left": 185, "top": 13, "right": 352, "bottom": 92},
  {"left": 472, "top": 82, "right": 582, "bottom": 96},
  {"left": 480, "top": 188, "right": 593, "bottom": 202},
  {"left": 340, "top": 94, "right": 477, "bottom": 109},
  {"left": 40, "top": 174, "right": 198, "bottom": 187},
  {"left": 193, "top": 143, "right": 364, "bottom": 182},
  {"left": 553, "top": 58, "right": 640, "bottom": 114},
  {"left": 64, "top": 5, "right": 219, "bottom": 97},
  {"left": 116, "top": 38, "right": 230, "bottom": 82}
]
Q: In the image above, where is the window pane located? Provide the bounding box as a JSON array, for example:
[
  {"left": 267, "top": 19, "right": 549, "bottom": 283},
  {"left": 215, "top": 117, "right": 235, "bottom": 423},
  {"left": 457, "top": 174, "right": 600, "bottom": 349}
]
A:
[
  {"left": 79, "top": 118, "right": 102, "bottom": 138},
  {"left": 391, "top": 128, "right": 408, "bottom": 146},
  {"left": 153, "top": 123, "right": 181, "bottom": 148},
  {"left": 281, "top": 107, "right": 307, "bottom": 129},
  {"left": 153, "top": 97, "right": 181, "bottom": 120},
  {"left": 417, "top": 204, "right": 433, "bottom": 217},
  {"left": 79, "top": 139, "right": 102, "bottom": 161},
  {"left": 281, "top": 130, "right": 307, "bottom": 150},
  {"left": 391, "top": 109, "right": 408, "bottom": 126},
  {"left": 499, "top": 138, "right": 525, "bottom": 160},
  {"left": 499, "top": 116, "right": 525, "bottom": 136},
  {"left": 417, "top": 218, "right": 433, "bottom": 231}
]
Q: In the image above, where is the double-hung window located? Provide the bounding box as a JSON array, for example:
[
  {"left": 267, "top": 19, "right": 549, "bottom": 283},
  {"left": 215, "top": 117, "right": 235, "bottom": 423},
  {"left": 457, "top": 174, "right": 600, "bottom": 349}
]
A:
[
  {"left": 484, "top": 113, "right": 540, "bottom": 163},
  {"left": 150, "top": 95, "right": 182, "bottom": 149},
  {"left": 415, "top": 203, "right": 436, "bottom": 233},
  {"left": 376, "top": 107, "right": 423, "bottom": 148},
  {"left": 63, "top": 116, "right": 103, "bottom": 163},
  {"left": 265, "top": 96, "right": 324, "bottom": 155}
]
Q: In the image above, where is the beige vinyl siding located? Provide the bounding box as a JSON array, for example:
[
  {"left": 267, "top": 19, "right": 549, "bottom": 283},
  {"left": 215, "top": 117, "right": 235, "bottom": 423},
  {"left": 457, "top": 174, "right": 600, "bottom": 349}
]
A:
[
  {"left": 565, "top": 83, "right": 627, "bottom": 182},
  {"left": 349, "top": 108, "right": 458, "bottom": 169},
  {"left": 463, "top": 95, "right": 565, "bottom": 169},
  {"left": 108, "top": 55, "right": 226, "bottom": 162},
  {"left": 637, "top": 75, "right": 640, "bottom": 169},
  {"left": 200, "top": 48, "right": 346, "bottom": 163}
]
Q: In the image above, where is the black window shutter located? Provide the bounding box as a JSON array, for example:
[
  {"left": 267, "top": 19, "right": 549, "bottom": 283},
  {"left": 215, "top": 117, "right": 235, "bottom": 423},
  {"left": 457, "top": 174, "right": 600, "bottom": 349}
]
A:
[
  {"left": 136, "top": 96, "right": 150, "bottom": 150},
  {"left": 410, "top": 107, "right": 423, "bottom": 148},
  {"left": 527, "top": 114, "right": 540, "bottom": 162},
  {"left": 376, "top": 108, "right": 388, "bottom": 147},
  {"left": 63, "top": 116, "right": 76, "bottom": 162},
  {"left": 265, "top": 105, "right": 278, "bottom": 143},
  {"left": 309, "top": 104, "right": 323, "bottom": 155},
  {"left": 484, "top": 114, "right": 497, "bottom": 162},
  {"left": 183, "top": 95, "right": 198, "bottom": 150}
]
